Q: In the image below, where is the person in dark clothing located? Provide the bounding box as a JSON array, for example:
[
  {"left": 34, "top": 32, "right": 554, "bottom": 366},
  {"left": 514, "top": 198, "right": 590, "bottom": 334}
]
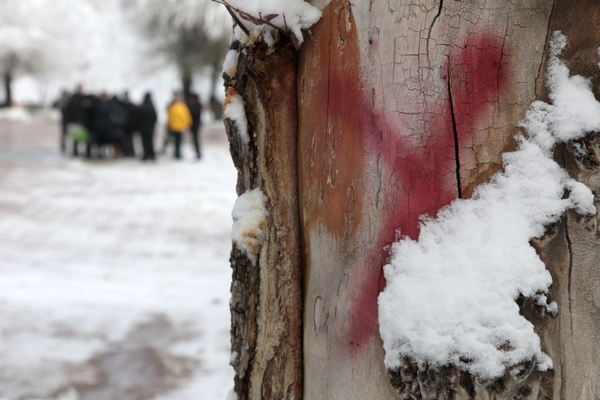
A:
[
  {"left": 139, "top": 92, "right": 158, "bottom": 161},
  {"left": 122, "top": 92, "right": 139, "bottom": 157},
  {"left": 53, "top": 90, "right": 70, "bottom": 154},
  {"left": 64, "top": 85, "right": 93, "bottom": 157},
  {"left": 187, "top": 93, "right": 203, "bottom": 159},
  {"left": 160, "top": 93, "right": 177, "bottom": 155},
  {"left": 108, "top": 95, "right": 127, "bottom": 156},
  {"left": 90, "top": 93, "right": 112, "bottom": 157}
]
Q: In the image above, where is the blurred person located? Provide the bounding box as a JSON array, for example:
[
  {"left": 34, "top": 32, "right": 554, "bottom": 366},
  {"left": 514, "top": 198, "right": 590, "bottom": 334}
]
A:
[
  {"left": 139, "top": 92, "right": 157, "bottom": 161},
  {"left": 160, "top": 122, "right": 172, "bottom": 155},
  {"left": 90, "top": 93, "right": 113, "bottom": 157},
  {"left": 187, "top": 93, "right": 203, "bottom": 159},
  {"left": 108, "top": 95, "right": 128, "bottom": 156},
  {"left": 64, "top": 84, "right": 93, "bottom": 157},
  {"left": 52, "top": 90, "right": 70, "bottom": 154},
  {"left": 160, "top": 92, "right": 177, "bottom": 155},
  {"left": 122, "top": 91, "right": 140, "bottom": 157},
  {"left": 167, "top": 92, "right": 192, "bottom": 160}
]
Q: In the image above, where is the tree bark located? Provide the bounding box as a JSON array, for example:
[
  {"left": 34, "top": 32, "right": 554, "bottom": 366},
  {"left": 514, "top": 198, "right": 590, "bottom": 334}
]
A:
[
  {"left": 224, "top": 1, "right": 600, "bottom": 399},
  {"left": 298, "top": 0, "right": 556, "bottom": 398},
  {"left": 2, "top": 70, "right": 12, "bottom": 107},
  {"left": 210, "top": 68, "right": 224, "bottom": 120},
  {"left": 531, "top": 1, "right": 600, "bottom": 399},
  {"left": 225, "top": 37, "right": 303, "bottom": 400},
  {"left": 181, "top": 64, "right": 193, "bottom": 101}
]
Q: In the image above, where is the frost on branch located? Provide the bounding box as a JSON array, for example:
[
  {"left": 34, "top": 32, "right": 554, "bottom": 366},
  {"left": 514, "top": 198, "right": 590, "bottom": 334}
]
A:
[
  {"left": 216, "top": 0, "right": 321, "bottom": 46},
  {"left": 378, "top": 31, "right": 599, "bottom": 380},
  {"left": 231, "top": 188, "right": 268, "bottom": 265}
]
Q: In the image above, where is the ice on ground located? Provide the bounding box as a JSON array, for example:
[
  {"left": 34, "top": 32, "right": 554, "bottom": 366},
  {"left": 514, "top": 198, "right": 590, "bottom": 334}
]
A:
[
  {"left": 378, "top": 31, "right": 599, "bottom": 379},
  {"left": 231, "top": 188, "right": 268, "bottom": 264}
]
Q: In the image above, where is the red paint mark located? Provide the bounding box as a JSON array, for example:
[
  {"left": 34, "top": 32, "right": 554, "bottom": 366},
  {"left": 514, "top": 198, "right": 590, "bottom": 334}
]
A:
[
  {"left": 453, "top": 34, "right": 507, "bottom": 140},
  {"left": 346, "top": 32, "right": 507, "bottom": 353}
]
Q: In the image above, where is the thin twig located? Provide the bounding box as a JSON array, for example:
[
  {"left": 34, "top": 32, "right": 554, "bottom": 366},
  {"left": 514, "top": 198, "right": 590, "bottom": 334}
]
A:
[
  {"left": 211, "top": 0, "right": 251, "bottom": 36},
  {"left": 212, "top": 0, "right": 286, "bottom": 35}
]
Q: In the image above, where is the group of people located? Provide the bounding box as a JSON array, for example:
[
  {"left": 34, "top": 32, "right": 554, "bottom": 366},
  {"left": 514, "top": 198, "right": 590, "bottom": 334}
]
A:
[{"left": 55, "top": 85, "right": 203, "bottom": 161}]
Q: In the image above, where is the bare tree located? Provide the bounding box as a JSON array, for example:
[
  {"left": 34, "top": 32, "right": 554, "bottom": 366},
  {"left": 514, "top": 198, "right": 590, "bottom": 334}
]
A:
[
  {"left": 0, "top": 0, "right": 105, "bottom": 106},
  {"left": 128, "top": 0, "right": 230, "bottom": 113},
  {"left": 0, "top": 2, "right": 57, "bottom": 106}
]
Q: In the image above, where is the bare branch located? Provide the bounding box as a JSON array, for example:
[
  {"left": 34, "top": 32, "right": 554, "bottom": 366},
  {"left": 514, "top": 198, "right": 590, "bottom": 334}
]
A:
[{"left": 212, "top": 0, "right": 287, "bottom": 35}]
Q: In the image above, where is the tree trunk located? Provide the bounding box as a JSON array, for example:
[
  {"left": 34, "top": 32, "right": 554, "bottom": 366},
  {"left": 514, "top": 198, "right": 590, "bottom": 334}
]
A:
[
  {"left": 224, "top": 1, "right": 600, "bottom": 399},
  {"left": 532, "top": 2, "right": 600, "bottom": 399},
  {"left": 209, "top": 61, "right": 224, "bottom": 120},
  {"left": 3, "top": 70, "right": 13, "bottom": 107},
  {"left": 181, "top": 64, "right": 192, "bottom": 101},
  {"left": 299, "top": 0, "right": 556, "bottom": 398},
  {"left": 225, "top": 37, "right": 303, "bottom": 400}
]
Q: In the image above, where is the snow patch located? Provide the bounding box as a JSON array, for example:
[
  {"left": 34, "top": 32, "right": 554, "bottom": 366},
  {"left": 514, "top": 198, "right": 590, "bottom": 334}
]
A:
[
  {"left": 223, "top": 49, "right": 239, "bottom": 78},
  {"left": 229, "top": 351, "right": 238, "bottom": 365},
  {"left": 223, "top": 86, "right": 250, "bottom": 145},
  {"left": 226, "top": 389, "right": 238, "bottom": 400},
  {"left": 224, "top": 87, "right": 249, "bottom": 145},
  {"left": 231, "top": 188, "right": 268, "bottom": 265},
  {"left": 221, "top": 0, "right": 322, "bottom": 45},
  {"left": 378, "top": 31, "right": 599, "bottom": 380}
]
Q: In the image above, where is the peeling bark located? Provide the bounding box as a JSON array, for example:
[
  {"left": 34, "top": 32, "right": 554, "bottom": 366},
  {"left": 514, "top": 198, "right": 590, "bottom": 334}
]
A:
[{"left": 225, "top": 36, "right": 303, "bottom": 400}]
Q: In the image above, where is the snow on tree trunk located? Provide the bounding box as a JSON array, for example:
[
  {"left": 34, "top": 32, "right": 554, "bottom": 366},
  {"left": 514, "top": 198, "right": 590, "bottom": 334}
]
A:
[
  {"left": 223, "top": 0, "right": 600, "bottom": 399},
  {"left": 298, "top": 0, "right": 558, "bottom": 398},
  {"left": 532, "top": 1, "right": 600, "bottom": 399}
]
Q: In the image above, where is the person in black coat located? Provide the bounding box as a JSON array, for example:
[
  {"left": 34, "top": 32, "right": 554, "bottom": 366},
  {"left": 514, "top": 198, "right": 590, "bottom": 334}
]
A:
[
  {"left": 139, "top": 92, "right": 158, "bottom": 161},
  {"left": 90, "top": 93, "right": 112, "bottom": 156},
  {"left": 187, "top": 93, "right": 203, "bottom": 159},
  {"left": 108, "top": 95, "right": 127, "bottom": 155},
  {"left": 53, "top": 90, "right": 70, "bottom": 154},
  {"left": 64, "top": 85, "right": 93, "bottom": 157},
  {"left": 122, "top": 92, "right": 140, "bottom": 157}
]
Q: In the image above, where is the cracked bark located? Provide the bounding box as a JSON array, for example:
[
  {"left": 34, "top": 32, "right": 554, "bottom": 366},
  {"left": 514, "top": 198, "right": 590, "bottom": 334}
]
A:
[
  {"left": 224, "top": 0, "right": 600, "bottom": 399},
  {"left": 298, "top": 0, "right": 598, "bottom": 399},
  {"left": 447, "top": 62, "right": 462, "bottom": 199},
  {"left": 225, "top": 36, "right": 303, "bottom": 400}
]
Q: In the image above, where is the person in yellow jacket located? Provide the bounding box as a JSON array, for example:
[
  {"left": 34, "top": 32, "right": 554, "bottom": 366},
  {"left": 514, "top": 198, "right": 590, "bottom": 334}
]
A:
[{"left": 167, "top": 92, "right": 192, "bottom": 159}]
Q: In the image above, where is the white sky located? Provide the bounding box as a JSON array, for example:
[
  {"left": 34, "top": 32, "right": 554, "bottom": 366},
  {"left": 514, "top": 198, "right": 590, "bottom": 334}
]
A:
[{"left": 10, "top": 0, "right": 223, "bottom": 114}]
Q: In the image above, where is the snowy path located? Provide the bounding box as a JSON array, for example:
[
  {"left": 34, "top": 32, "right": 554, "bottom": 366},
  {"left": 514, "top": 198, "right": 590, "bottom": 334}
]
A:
[{"left": 0, "top": 120, "right": 237, "bottom": 399}]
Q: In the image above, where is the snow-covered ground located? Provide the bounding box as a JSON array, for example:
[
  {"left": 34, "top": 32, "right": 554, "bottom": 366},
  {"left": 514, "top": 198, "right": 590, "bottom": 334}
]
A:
[{"left": 0, "top": 119, "right": 236, "bottom": 399}]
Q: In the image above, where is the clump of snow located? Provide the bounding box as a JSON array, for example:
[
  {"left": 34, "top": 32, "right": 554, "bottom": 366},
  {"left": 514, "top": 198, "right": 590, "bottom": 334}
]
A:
[
  {"left": 226, "top": 389, "right": 238, "bottom": 400},
  {"left": 223, "top": 87, "right": 249, "bottom": 145},
  {"left": 229, "top": 351, "right": 238, "bottom": 364},
  {"left": 231, "top": 188, "right": 268, "bottom": 265},
  {"left": 220, "top": 0, "right": 322, "bottom": 45},
  {"left": 223, "top": 49, "right": 239, "bottom": 78},
  {"left": 379, "top": 31, "right": 599, "bottom": 380}
]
